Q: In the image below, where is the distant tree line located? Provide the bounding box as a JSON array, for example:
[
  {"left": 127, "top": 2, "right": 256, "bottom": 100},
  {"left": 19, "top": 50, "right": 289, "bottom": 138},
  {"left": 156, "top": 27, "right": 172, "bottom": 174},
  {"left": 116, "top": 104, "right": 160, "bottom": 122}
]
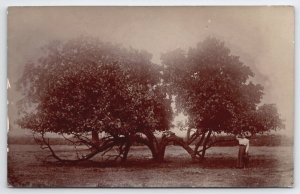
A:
[{"left": 8, "top": 134, "right": 292, "bottom": 147}]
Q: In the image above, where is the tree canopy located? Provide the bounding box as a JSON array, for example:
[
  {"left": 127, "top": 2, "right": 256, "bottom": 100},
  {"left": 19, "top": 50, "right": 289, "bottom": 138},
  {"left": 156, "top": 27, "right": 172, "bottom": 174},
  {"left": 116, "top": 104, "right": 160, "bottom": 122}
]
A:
[
  {"left": 17, "top": 36, "right": 283, "bottom": 163},
  {"left": 161, "top": 37, "right": 283, "bottom": 158},
  {"left": 17, "top": 37, "right": 172, "bottom": 162}
]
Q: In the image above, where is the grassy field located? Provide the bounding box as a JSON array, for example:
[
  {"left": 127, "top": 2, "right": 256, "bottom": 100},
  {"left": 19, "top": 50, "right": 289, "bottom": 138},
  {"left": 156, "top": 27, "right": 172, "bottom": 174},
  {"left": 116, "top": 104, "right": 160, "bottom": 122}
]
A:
[{"left": 7, "top": 144, "right": 293, "bottom": 187}]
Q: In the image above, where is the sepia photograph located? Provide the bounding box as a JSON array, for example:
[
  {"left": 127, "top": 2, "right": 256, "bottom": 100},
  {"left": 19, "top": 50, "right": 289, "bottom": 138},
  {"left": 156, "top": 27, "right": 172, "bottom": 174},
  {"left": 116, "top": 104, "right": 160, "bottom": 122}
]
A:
[{"left": 7, "top": 6, "right": 294, "bottom": 187}]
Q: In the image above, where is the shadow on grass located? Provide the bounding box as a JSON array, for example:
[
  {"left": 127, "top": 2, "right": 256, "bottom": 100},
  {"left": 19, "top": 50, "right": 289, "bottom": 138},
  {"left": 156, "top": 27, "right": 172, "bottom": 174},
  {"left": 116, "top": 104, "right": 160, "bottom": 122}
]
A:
[
  {"left": 40, "top": 155, "right": 278, "bottom": 170},
  {"left": 199, "top": 156, "right": 277, "bottom": 169}
]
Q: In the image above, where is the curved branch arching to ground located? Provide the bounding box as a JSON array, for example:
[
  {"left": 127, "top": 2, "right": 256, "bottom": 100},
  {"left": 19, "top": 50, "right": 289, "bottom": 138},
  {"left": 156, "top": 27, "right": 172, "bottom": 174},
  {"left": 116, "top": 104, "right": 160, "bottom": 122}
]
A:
[
  {"left": 157, "top": 135, "right": 196, "bottom": 161},
  {"left": 36, "top": 133, "right": 128, "bottom": 163},
  {"left": 134, "top": 132, "right": 196, "bottom": 162},
  {"left": 34, "top": 129, "right": 238, "bottom": 164}
]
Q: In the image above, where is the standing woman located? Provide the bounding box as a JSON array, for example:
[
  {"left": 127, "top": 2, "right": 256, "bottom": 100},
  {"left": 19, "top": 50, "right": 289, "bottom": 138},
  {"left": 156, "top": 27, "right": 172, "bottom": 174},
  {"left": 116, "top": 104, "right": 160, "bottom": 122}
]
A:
[{"left": 236, "top": 133, "right": 250, "bottom": 169}]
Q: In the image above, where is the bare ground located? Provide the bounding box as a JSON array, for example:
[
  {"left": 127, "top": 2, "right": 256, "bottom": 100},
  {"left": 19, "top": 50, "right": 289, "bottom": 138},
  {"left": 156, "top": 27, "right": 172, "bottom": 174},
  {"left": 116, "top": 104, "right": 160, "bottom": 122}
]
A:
[{"left": 7, "top": 145, "right": 293, "bottom": 187}]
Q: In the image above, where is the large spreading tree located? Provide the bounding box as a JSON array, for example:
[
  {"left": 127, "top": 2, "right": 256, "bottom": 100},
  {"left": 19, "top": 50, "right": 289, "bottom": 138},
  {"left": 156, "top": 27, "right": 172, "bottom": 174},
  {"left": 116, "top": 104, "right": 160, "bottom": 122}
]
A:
[
  {"left": 17, "top": 36, "right": 283, "bottom": 163},
  {"left": 17, "top": 37, "right": 173, "bottom": 162},
  {"left": 161, "top": 37, "right": 283, "bottom": 159}
]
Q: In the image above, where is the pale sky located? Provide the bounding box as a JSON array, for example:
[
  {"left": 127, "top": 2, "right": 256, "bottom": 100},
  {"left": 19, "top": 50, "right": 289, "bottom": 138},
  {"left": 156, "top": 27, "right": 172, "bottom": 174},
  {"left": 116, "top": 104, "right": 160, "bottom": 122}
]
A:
[{"left": 7, "top": 6, "right": 294, "bottom": 137}]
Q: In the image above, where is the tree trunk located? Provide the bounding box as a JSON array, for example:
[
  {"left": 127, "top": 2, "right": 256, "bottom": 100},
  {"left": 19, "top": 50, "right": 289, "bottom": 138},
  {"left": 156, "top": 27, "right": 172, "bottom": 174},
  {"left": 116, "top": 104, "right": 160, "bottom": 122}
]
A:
[
  {"left": 156, "top": 135, "right": 196, "bottom": 162},
  {"left": 135, "top": 135, "right": 159, "bottom": 160},
  {"left": 121, "top": 140, "right": 131, "bottom": 162},
  {"left": 201, "top": 130, "right": 212, "bottom": 159},
  {"left": 142, "top": 131, "right": 160, "bottom": 160},
  {"left": 194, "top": 131, "right": 207, "bottom": 155},
  {"left": 92, "top": 131, "right": 100, "bottom": 147}
]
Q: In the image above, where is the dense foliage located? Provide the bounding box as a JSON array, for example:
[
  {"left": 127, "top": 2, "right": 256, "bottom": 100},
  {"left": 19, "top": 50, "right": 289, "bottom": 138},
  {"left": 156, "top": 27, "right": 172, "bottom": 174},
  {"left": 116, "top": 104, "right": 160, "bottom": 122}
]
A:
[
  {"left": 162, "top": 37, "right": 282, "bottom": 135},
  {"left": 161, "top": 38, "right": 283, "bottom": 158},
  {"left": 17, "top": 37, "right": 172, "bottom": 162},
  {"left": 17, "top": 37, "right": 283, "bottom": 162}
]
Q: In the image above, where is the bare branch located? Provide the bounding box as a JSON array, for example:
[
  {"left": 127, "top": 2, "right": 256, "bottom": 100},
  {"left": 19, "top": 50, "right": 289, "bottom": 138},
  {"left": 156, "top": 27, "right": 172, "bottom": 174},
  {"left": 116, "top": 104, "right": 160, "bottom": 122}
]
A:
[{"left": 40, "top": 133, "right": 125, "bottom": 163}]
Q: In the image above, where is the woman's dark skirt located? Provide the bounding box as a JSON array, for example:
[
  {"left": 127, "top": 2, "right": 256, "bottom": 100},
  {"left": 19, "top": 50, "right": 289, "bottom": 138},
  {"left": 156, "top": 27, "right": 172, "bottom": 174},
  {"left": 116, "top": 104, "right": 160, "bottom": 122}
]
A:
[{"left": 237, "top": 145, "right": 247, "bottom": 168}]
